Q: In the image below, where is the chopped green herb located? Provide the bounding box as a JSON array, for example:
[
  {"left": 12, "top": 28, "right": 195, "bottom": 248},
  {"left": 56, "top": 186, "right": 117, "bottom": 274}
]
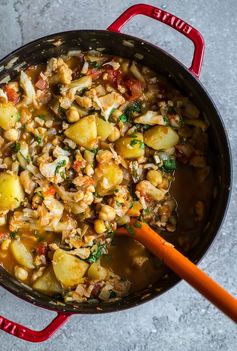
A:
[
  {"left": 88, "top": 243, "right": 106, "bottom": 263},
  {"left": 115, "top": 200, "right": 121, "bottom": 207},
  {"left": 12, "top": 142, "right": 20, "bottom": 153},
  {"left": 143, "top": 124, "right": 150, "bottom": 130},
  {"left": 125, "top": 224, "right": 135, "bottom": 236},
  {"left": 162, "top": 158, "right": 176, "bottom": 172},
  {"left": 90, "top": 61, "right": 101, "bottom": 70},
  {"left": 119, "top": 114, "right": 127, "bottom": 123},
  {"left": 124, "top": 100, "right": 142, "bottom": 120},
  {"left": 79, "top": 87, "right": 88, "bottom": 96},
  {"left": 34, "top": 135, "right": 42, "bottom": 144},
  {"left": 55, "top": 159, "right": 66, "bottom": 174},
  {"left": 90, "top": 148, "right": 98, "bottom": 155},
  {"left": 19, "top": 151, "right": 31, "bottom": 164},
  {"left": 60, "top": 171, "right": 66, "bottom": 180},
  {"left": 143, "top": 208, "right": 151, "bottom": 215},
  {"left": 36, "top": 191, "right": 44, "bottom": 199},
  {"left": 134, "top": 221, "right": 142, "bottom": 228},
  {"left": 130, "top": 139, "right": 145, "bottom": 149},
  {"left": 10, "top": 231, "right": 17, "bottom": 239},
  {"left": 109, "top": 290, "right": 117, "bottom": 298},
  {"left": 38, "top": 115, "right": 45, "bottom": 120},
  {"left": 16, "top": 112, "right": 20, "bottom": 122},
  {"left": 163, "top": 116, "right": 169, "bottom": 125},
  {"left": 130, "top": 133, "right": 138, "bottom": 138}
]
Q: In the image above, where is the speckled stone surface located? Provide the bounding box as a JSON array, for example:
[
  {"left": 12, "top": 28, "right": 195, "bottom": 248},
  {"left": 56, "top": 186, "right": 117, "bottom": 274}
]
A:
[{"left": 0, "top": 0, "right": 236, "bottom": 350}]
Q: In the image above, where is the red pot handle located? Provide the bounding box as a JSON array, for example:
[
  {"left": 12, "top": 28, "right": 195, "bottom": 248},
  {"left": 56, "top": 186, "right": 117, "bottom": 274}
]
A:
[
  {"left": 107, "top": 3, "right": 205, "bottom": 77},
  {"left": 0, "top": 312, "right": 72, "bottom": 342}
]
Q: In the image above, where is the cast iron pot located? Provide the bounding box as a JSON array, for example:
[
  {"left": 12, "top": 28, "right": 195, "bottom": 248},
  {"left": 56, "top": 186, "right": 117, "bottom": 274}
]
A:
[{"left": 0, "top": 4, "right": 231, "bottom": 342}]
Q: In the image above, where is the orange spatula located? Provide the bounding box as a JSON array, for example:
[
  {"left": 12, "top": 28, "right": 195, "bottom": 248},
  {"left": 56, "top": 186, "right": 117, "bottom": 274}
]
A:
[{"left": 117, "top": 221, "right": 237, "bottom": 323}]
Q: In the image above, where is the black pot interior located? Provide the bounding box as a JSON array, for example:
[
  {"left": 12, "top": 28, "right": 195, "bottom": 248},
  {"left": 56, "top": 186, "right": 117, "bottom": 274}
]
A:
[{"left": 0, "top": 30, "right": 231, "bottom": 313}]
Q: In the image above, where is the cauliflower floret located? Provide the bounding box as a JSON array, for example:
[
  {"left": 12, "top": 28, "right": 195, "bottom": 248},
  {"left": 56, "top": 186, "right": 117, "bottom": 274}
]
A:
[
  {"left": 39, "top": 155, "right": 69, "bottom": 184},
  {"left": 97, "top": 92, "right": 125, "bottom": 121},
  {"left": 68, "top": 76, "right": 92, "bottom": 96},
  {"left": 46, "top": 57, "right": 72, "bottom": 85},
  {"left": 134, "top": 111, "right": 165, "bottom": 125},
  {"left": 136, "top": 180, "right": 166, "bottom": 201},
  {"left": 19, "top": 170, "right": 36, "bottom": 194},
  {"left": 102, "top": 61, "right": 120, "bottom": 70},
  {"left": 20, "top": 71, "right": 38, "bottom": 107}
]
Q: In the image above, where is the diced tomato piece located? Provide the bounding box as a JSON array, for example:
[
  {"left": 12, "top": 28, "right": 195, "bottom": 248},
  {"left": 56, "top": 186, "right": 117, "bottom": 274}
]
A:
[
  {"left": 125, "top": 79, "right": 143, "bottom": 101},
  {"left": 36, "top": 243, "right": 48, "bottom": 256},
  {"left": 86, "top": 68, "right": 103, "bottom": 80},
  {"left": 4, "top": 86, "right": 19, "bottom": 105},
  {"left": 91, "top": 283, "right": 101, "bottom": 296},
  {"left": 103, "top": 66, "right": 123, "bottom": 85},
  {"left": 73, "top": 160, "right": 83, "bottom": 172},
  {"left": 44, "top": 187, "right": 56, "bottom": 196},
  {"left": 35, "top": 77, "right": 48, "bottom": 90}
]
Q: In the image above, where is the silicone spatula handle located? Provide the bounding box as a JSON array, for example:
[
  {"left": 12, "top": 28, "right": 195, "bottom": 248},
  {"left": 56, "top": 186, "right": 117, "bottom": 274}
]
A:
[{"left": 117, "top": 222, "right": 237, "bottom": 323}]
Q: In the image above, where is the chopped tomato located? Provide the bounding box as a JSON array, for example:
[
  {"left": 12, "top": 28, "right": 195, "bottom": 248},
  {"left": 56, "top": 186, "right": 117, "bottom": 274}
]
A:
[
  {"left": 83, "top": 177, "right": 95, "bottom": 185},
  {"left": 103, "top": 66, "right": 122, "bottom": 85},
  {"left": 44, "top": 187, "right": 56, "bottom": 196},
  {"left": 86, "top": 68, "right": 103, "bottom": 80},
  {"left": 35, "top": 77, "right": 48, "bottom": 90},
  {"left": 4, "top": 85, "right": 19, "bottom": 105},
  {"left": 125, "top": 79, "right": 143, "bottom": 101},
  {"left": 36, "top": 243, "right": 48, "bottom": 255},
  {"left": 73, "top": 160, "right": 83, "bottom": 172}
]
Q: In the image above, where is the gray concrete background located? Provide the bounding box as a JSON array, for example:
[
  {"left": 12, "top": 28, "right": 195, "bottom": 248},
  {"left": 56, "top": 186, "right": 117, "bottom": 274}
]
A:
[{"left": 0, "top": 0, "right": 236, "bottom": 350}]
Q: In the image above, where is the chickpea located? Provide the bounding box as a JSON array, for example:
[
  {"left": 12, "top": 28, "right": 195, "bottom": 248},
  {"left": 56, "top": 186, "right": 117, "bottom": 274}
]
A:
[
  {"left": 108, "top": 127, "right": 120, "bottom": 142},
  {"left": 4, "top": 128, "right": 19, "bottom": 141},
  {"left": 99, "top": 205, "right": 116, "bottom": 221},
  {"left": 94, "top": 219, "right": 106, "bottom": 234},
  {"left": 66, "top": 106, "right": 80, "bottom": 123},
  {"left": 146, "top": 170, "right": 163, "bottom": 187},
  {"left": 96, "top": 150, "right": 113, "bottom": 164},
  {"left": 14, "top": 266, "right": 28, "bottom": 281}
]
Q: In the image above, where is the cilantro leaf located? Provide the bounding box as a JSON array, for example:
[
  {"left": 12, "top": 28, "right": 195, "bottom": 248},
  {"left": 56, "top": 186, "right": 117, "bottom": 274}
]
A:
[
  {"left": 88, "top": 243, "right": 106, "bottom": 263},
  {"left": 55, "top": 159, "right": 66, "bottom": 174}
]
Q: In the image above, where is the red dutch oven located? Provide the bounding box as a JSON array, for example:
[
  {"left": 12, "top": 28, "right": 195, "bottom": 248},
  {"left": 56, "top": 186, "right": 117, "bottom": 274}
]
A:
[{"left": 0, "top": 4, "right": 231, "bottom": 342}]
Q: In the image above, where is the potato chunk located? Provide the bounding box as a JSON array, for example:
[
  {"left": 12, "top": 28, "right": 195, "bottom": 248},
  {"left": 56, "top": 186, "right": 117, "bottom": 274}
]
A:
[
  {"left": 33, "top": 266, "right": 62, "bottom": 294},
  {"left": 0, "top": 102, "right": 19, "bottom": 130},
  {"left": 87, "top": 262, "right": 108, "bottom": 280},
  {"left": 95, "top": 162, "right": 123, "bottom": 196},
  {"left": 52, "top": 249, "right": 89, "bottom": 287},
  {"left": 144, "top": 126, "right": 179, "bottom": 150},
  {"left": 0, "top": 173, "right": 24, "bottom": 211},
  {"left": 115, "top": 133, "right": 145, "bottom": 159},
  {"left": 64, "top": 115, "right": 97, "bottom": 149},
  {"left": 11, "top": 240, "right": 34, "bottom": 269},
  {"left": 96, "top": 117, "right": 113, "bottom": 141}
]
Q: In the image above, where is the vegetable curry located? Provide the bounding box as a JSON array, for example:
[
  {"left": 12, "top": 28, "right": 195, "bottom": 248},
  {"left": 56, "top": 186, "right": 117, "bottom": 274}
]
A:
[{"left": 0, "top": 51, "right": 212, "bottom": 303}]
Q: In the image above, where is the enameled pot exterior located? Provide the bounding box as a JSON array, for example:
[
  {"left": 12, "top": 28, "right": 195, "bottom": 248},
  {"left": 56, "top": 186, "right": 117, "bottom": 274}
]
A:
[{"left": 0, "top": 4, "right": 231, "bottom": 342}]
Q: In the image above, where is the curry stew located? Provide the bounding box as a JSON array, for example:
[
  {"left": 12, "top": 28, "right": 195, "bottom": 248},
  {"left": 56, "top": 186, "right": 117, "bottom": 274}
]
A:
[{"left": 0, "top": 52, "right": 212, "bottom": 303}]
